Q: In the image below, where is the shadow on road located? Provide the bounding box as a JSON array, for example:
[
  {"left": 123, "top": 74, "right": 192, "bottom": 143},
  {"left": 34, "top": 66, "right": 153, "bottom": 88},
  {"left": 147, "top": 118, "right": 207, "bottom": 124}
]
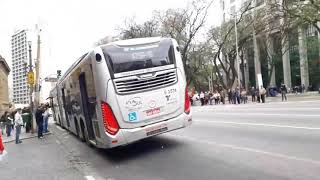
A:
[{"left": 96, "top": 135, "right": 184, "bottom": 163}]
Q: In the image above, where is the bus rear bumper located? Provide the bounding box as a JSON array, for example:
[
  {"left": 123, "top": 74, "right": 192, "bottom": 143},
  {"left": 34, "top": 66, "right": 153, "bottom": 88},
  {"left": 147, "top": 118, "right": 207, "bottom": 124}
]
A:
[{"left": 100, "top": 113, "right": 192, "bottom": 149}]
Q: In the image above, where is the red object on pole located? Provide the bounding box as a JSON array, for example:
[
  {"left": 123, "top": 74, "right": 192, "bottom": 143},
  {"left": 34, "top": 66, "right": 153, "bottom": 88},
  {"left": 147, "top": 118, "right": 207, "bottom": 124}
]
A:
[{"left": 0, "top": 132, "right": 4, "bottom": 153}]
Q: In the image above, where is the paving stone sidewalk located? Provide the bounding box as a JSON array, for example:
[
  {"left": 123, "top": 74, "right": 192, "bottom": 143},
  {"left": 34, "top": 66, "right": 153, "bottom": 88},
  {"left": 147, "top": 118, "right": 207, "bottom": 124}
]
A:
[{"left": 2, "top": 127, "right": 51, "bottom": 143}]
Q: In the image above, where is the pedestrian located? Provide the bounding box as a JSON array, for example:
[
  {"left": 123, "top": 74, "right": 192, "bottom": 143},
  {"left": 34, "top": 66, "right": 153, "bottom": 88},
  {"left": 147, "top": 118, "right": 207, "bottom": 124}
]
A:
[
  {"left": 280, "top": 83, "right": 287, "bottom": 101},
  {"left": 200, "top": 91, "right": 205, "bottom": 106},
  {"left": 260, "top": 86, "right": 267, "bottom": 103},
  {"left": 0, "top": 112, "right": 6, "bottom": 135},
  {"left": 10, "top": 111, "right": 15, "bottom": 131},
  {"left": 4, "top": 111, "right": 12, "bottom": 137},
  {"left": 302, "top": 84, "right": 305, "bottom": 93},
  {"left": 220, "top": 89, "right": 226, "bottom": 105},
  {"left": 241, "top": 89, "right": 247, "bottom": 104},
  {"left": 43, "top": 105, "right": 50, "bottom": 133},
  {"left": 14, "top": 108, "right": 23, "bottom": 144},
  {"left": 232, "top": 89, "right": 237, "bottom": 104},
  {"left": 36, "top": 106, "right": 44, "bottom": 139},
  {"left": 0, "top": 128, "right": 5, "bottom": 159},
  {"left": 235, "top": 87, "right": 241, "bottom": 104},
  {"left": 228, "top": 89, "right": 232, "bottom": 104},
  {"left": 22, "top": 107, "right": 32, "bottom": 133},
  {"left": 256, "top": 87, "right": 260, "bottom": 103},
  {"left": 209, "top": 91, "right": 213, "bottom": 105},
  {"left": 213, "top": 91, "right": 220, "bottom": 105},
  {"left": 251, "top": 87, "right": 256, "bottom": 102}
]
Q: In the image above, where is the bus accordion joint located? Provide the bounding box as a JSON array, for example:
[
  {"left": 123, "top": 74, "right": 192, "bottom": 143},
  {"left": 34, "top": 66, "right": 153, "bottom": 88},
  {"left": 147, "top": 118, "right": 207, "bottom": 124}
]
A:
[{"left": 101, "top": 101, "right": 120, "bottom": 135}]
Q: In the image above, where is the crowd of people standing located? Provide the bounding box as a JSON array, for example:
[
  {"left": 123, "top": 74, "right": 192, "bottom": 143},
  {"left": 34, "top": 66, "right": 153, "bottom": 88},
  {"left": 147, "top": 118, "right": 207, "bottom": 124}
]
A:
[
  {"left": 0, "top": 103, "right": 51, "bottom": 144},
  {"left": 190, "top": 85, "right": 269, "bottom": 106}
]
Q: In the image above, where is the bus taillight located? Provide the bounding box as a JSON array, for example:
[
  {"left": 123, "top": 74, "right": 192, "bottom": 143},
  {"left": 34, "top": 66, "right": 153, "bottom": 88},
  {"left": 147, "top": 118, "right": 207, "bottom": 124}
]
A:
[
  {"left": 101, "top": 101, "right": 120, "bottom": 135},
  {"left": 184, "top": 86, "right": 190, "bottom": 114}
]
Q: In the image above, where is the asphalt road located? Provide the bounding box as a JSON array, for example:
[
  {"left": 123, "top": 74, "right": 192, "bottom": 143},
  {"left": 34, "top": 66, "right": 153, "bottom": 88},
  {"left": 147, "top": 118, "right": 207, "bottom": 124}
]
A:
[{"left": 2, "top": 98, "right": 320, "bottom": 180}]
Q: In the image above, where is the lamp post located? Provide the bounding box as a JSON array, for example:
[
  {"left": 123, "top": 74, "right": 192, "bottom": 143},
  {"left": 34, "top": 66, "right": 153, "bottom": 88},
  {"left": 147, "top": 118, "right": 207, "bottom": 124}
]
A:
[{"left": 27, "top": 41, "right": 35, "bottom": 133}]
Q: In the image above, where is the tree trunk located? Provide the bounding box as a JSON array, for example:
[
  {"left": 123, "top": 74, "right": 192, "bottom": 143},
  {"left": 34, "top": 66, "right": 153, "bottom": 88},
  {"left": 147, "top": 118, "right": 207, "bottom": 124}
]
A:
[{"left": 298, "top": 26, "right": 310, "bottom": 88}]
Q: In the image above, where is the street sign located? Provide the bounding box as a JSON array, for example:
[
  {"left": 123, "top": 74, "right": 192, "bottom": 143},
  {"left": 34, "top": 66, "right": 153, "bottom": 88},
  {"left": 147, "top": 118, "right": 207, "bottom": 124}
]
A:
[
  {"left": 27, "top": 71, "right": 34, "bottom": 85},
  {"left": 44, "top": 77, "right": 58, "bottom": 82}
]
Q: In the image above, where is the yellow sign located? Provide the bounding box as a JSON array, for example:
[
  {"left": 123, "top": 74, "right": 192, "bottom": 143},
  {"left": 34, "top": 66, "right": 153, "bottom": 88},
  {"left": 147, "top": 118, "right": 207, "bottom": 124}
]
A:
[{"left": 28, "top": 71, "right": 34, "bottom": 85}]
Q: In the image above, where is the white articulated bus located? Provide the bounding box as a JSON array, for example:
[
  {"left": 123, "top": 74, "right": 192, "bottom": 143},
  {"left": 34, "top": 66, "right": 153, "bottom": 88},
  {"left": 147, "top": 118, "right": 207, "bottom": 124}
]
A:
[{"left": 49, "top": 37, "right": 192, "bottom": 148}]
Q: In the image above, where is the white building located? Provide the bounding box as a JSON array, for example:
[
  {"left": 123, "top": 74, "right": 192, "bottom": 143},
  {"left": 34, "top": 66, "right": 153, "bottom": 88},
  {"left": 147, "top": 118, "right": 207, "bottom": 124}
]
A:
[
  {"left": 220, "top": 0, "right": 265, "bottom": 22},
  {"left": 11, "top": 30, "right": 29, "bottom": 104}
]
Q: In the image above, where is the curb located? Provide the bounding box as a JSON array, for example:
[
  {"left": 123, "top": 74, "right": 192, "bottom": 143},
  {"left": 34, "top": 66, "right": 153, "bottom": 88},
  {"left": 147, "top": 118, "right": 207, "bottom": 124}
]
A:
[{"left": 3, "top": 132, "right": 52, "bottom": 144}]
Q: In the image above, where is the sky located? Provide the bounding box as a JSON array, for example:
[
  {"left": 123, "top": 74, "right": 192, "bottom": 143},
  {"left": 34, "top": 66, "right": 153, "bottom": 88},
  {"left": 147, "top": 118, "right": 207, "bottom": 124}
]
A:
[{"left": 0, "top": 0, "right": 221, "bottom": 100}]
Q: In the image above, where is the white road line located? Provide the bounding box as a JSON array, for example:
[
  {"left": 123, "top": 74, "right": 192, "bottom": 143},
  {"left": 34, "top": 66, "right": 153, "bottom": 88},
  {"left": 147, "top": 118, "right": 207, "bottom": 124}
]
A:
[
  {"left": 196, "top": 120, "right": 320, "bottom": 130},
  {"left": 169, "top": 134, "right": 320, "bottom": 166},
  {"left": 202, "top": 112, "right": 320, "bottom": 117},
  {"left": 85, "top": 176, "right": 95, "bottom": 180}
]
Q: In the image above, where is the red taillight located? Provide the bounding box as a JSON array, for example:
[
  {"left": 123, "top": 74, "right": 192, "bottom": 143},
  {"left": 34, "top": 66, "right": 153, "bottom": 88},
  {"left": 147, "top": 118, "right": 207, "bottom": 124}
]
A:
[
  {"left": 101, "top": 101, "right": 120, "bottom": 135},
  {"left": 184, "top": 86, "right": 191, "bottom": 114}
]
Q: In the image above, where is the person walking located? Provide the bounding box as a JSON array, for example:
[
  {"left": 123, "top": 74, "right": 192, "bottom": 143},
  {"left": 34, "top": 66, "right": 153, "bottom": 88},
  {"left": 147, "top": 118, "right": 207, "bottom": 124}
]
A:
[
  {"left": 280, "top": 83, "right": 287, "bottom": 101},
  {"left": 14, "top": 108, "right": 23, "bottom": 144},
  {"left": 36, "top": 106, "right": 44, "bottom": 139},
  {"left": 43, "top": 106, "right": 50, "bottom": 133},
  {"left": 251, "top": 87, "right": 256, "bottom": 102},
  {"left": 260, "top": 86, "right": 267, "bottom": 103}
]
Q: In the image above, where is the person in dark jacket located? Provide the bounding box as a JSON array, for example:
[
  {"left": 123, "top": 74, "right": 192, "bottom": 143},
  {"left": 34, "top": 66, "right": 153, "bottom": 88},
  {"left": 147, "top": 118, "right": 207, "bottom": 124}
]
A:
[
  {"left": 22, "top": 108, "right": 32, "bottom": 133},
  {"left": 35, "top": 106, "right": 44, "bottom": 139},
  {"left": 280, "top": 83, "right": 287, "bottom": 101},
  {"left": 251, "top": 87, "right": 256, "bottom": 102}
]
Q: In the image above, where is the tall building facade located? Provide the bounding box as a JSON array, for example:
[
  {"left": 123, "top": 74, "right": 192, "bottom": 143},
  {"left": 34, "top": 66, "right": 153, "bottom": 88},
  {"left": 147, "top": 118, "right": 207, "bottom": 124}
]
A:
[
  {"left": 11, "top": 30, "right": 29, "bottom": 104},
  {"left": 0, "top": 55, "right": 11, "bottom": 115}
]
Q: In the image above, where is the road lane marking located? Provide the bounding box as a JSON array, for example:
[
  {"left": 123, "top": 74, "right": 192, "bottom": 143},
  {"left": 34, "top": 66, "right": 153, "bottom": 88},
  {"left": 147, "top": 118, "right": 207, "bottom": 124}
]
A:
[
  {"left": 85, "top": 176, "right": 95, "bottom": 180},
  {"left": 201, "top": 112, "right": 320, "bottom": 117},
  {"left": 196, "top": 120, "right": 320, "bottom": 130},
  {"left": 168, "top": 134, "right": 320, "bottom": 166}
]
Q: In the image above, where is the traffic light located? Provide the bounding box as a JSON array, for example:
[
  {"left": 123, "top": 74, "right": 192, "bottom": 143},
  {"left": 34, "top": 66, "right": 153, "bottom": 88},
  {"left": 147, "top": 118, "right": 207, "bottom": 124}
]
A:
[{"left": 57, "top": 70, "right": 62, "bottom": 78}]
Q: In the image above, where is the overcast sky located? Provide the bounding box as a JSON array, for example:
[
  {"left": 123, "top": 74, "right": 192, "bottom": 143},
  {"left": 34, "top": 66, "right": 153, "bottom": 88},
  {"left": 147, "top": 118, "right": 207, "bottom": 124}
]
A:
[{"left": 0, "top": 0, "right": 221, "bottom": 99}]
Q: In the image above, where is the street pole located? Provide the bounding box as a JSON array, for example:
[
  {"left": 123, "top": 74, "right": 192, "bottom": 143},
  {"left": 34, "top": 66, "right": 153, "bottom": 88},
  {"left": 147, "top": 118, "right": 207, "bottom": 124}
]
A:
[
  {"left": 28, "top": 41, "right": 35, "bottom": 134},
  {"left": 34, "top": 28, "right": 41, "bottom": 108},
  {"left": 234, "top": 13, "right": 241, "bottom": 88}
]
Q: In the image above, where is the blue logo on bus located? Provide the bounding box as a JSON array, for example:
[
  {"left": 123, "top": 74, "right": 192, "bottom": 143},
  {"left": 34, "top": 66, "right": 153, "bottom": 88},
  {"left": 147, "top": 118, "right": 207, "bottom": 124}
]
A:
[{"left": 128, "top": 112, "right": 138, "bottom": 122}]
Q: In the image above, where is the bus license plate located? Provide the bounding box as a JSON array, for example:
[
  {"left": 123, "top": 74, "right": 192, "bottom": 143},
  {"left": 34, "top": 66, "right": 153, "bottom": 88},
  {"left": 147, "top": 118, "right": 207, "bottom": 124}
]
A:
[{"left": 146, "top": 125, "right": 168, "bottom": 136}]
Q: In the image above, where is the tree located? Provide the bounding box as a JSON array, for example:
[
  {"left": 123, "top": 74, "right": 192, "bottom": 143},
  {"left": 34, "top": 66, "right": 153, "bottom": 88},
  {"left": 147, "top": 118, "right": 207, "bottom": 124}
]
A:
[
  {"left": 118, "top": 0, "right": 214, "bottom": 87},
  {"left": 207, "top": 1, "right": 256, "bottom": 90},
  {"left": 268, "top": 0, "right": 320, "bottom": 33}
]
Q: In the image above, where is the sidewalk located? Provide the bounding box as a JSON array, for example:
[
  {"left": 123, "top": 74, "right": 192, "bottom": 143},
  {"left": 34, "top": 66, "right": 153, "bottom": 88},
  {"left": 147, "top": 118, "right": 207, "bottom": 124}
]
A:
[
  {"left": 2, "top": 127, "right": 51, "bottom": 143},
  {"left": 192, "top": 91, "right": 320, "bottom": 106},
  {"left": 2, "top": 117, "right": 55, "bottom": 143}
]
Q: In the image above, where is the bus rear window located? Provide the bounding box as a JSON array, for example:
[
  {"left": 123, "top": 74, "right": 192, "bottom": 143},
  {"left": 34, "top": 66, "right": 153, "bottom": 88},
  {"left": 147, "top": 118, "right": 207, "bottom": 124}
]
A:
[{"left": 102, "top": 41, "right": 175, "bottom": 74}]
